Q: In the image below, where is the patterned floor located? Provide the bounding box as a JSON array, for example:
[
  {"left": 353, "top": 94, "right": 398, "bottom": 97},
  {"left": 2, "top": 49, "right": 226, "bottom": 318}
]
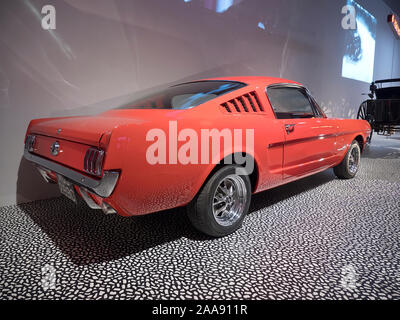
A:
[{"left": 1, "top": 135, "right": 399, "bottom": 300}]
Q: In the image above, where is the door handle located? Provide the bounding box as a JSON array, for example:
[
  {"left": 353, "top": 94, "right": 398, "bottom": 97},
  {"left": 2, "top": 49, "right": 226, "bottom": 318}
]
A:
[{"left": 285, "top": 124, "right": 296, "bottom": 134}]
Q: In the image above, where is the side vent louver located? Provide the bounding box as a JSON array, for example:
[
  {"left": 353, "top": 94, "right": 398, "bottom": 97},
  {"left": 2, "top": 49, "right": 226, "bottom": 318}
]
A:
[
  {"left": 238, "top": 97, "right": 248, "bottom": 112},
  {"left": 221, "top": 103, "right": 231, "bottom": 113},
  {"left": 220, "top": 91, "right": 265, "bottom": 114}
]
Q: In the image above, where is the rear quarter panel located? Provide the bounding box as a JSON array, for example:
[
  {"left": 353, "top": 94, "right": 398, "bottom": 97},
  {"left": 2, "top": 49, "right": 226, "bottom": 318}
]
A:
[{"left": 107, "top": 86, "right": 284, "bottom": 216}]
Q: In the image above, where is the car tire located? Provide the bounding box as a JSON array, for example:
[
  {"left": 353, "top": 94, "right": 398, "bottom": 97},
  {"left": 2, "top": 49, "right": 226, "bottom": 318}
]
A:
[
  {"left": 333, "top": 140, "right": 361, "bottom": 179},
  {"left": 187, "top": 165, "right": 252, "bottom": 237}
]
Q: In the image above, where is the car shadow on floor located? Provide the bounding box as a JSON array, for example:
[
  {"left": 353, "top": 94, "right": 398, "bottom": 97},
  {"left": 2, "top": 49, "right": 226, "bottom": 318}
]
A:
[
  {"left": 248, "top": 169, "right": 336, "bottom": 213},
  {"left": 19, "top": 198, "right": 195, "bottom": 265},
  {"left": 19, "top": 169, "right": 336, "bottom": 266}
]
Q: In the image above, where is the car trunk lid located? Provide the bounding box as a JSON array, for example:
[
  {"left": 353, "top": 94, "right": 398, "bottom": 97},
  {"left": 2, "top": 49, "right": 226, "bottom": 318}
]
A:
[
  {"left": 29, "top": 109, "right": 182, "bottom": 145},
  {"left": 27, "top": 109, "right": 182, "bottom": 174},
  {"left": 29, "top": 115, "right": 141, "bottom": 146}
]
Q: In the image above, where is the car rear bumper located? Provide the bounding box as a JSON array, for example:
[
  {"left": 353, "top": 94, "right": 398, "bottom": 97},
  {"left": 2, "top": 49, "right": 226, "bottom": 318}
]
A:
[{"left": 23, "top": 150, "right": 119, "bottom": 198}]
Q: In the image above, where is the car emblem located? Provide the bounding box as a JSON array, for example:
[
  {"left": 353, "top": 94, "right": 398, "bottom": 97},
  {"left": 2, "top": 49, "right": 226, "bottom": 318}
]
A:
[
  {"left": 50, "top": 141, "right": 60, "bottom": 156},
  {"left": 57, "top": 128, "right": 62, "bottom": 134}
]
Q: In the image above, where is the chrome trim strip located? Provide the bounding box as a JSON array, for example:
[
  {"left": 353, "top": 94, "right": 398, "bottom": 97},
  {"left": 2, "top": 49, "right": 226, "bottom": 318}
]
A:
[
  {"left": 267, "top": 131, "right": 362, "bottom": 149},
  {"left": 24, "top": 150, "right": 119, "bottom": 198}
]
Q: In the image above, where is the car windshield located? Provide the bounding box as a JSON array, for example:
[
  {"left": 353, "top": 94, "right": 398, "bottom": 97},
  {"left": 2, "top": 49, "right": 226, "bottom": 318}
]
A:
[{"left": 116, "top": 81, "right": 247, "bottom": 110}]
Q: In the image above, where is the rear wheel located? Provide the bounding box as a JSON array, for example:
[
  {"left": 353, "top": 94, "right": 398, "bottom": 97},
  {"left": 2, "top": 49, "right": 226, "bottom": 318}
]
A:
[
  {"left": 333, "top": 140, "right": 361, "bottom": 179},
  {"left": 187, "top": 165, "right": 251, "bottom": 237}
]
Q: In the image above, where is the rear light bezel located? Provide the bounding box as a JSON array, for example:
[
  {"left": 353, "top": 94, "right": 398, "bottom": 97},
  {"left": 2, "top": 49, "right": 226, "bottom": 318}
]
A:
[
  {"left": 84, "top": 147, "right": 105, "bottom": 177},
  {"left": 25, "top": 135, "right": 36, "bottom": 152}
]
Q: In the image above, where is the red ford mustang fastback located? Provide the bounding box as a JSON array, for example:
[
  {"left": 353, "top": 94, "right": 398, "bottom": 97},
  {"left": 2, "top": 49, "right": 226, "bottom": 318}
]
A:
[{"left": 24, "top": 77, "right": 371, "bottom": 236}]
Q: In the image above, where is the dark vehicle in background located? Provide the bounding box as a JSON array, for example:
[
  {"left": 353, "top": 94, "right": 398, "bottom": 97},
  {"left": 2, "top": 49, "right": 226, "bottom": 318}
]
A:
[{"left": 358, "top": 78, "right": 400, "bottom": 141}]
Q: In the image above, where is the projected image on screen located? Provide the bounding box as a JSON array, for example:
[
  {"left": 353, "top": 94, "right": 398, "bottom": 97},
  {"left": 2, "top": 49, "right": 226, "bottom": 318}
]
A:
[{"left": 342, "top": 0, "right": 377, "bottom": 83}]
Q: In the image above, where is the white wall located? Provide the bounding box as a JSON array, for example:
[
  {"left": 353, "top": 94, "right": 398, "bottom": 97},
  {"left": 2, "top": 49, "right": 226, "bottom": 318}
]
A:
[{"left": 0, "top": 0, "right": 399, "bottom": 206}]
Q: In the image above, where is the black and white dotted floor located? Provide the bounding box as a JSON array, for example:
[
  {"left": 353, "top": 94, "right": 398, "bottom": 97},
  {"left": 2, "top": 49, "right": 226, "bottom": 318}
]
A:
[{"left": 1, "top": 135, "right": 399, "bottom": 300}]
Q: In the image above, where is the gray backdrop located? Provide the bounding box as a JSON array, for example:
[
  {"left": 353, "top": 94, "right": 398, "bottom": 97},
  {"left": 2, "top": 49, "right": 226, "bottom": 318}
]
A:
[{"left": 0, "top": 0, "right": 399, "bottom": 206}]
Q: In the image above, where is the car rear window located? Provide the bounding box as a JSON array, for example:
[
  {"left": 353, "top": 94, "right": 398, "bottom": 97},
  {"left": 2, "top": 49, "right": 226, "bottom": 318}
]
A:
[{"left": 117, "top": 81, "right": 247, "bottom": 110}]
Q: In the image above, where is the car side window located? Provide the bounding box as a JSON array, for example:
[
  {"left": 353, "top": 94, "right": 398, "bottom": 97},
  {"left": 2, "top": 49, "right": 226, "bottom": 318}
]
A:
[{"left": 266, "top": 86, "right": 317, "bottom": 119}]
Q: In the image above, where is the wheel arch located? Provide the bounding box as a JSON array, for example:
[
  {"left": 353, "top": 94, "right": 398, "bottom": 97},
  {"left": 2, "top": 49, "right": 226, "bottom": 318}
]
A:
[
  {"left": 353, "top": 134, "right": 365, "bottom": 152},
  {"left": 196, "top": 152, "right": 260, "bottom": 197}
]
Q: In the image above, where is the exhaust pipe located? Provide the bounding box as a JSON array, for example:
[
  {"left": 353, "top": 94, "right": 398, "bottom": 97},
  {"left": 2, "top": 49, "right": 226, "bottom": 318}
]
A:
[
  {"left": 79, "top": 187, "right": 116, "bottom": 214},
  {"left": 101, "top": 202, "right": 117, "bottom": 215},
  {"left": 36, "top": 166, "right": 57, "bottom": 184}
]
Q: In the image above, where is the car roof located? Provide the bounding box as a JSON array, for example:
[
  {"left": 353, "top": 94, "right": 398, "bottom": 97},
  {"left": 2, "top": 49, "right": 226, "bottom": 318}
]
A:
[{"left": 202, "top": 76, "right": 303, "bottom": 87}]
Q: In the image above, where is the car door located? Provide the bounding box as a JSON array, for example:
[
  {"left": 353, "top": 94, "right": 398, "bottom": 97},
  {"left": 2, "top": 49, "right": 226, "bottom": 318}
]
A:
[{"left": 266, "top": 84, "right": 337, "bottom": 180}]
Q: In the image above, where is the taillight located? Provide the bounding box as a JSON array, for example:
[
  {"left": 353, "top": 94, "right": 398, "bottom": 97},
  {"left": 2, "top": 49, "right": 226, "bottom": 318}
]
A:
[
  {"left": 84, "top": 148, "right": 105, "bottom": 177},
  {"left": 25, "top": 135, "right": 36, "bottom": 152}
]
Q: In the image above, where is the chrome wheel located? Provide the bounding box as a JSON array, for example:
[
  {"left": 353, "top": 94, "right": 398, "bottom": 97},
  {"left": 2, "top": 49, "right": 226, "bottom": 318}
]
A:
[
  {"left": 212, "top": 174, "right": 247, "bottom": 227},
  {"left": 348, "top": 146, "right": 360, "bottom": 174}
]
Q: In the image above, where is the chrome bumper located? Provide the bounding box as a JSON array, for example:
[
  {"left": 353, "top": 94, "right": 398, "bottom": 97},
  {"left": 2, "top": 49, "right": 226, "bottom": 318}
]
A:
[{"left": 23, "top": 150, "right": 119, "bottom": 198}]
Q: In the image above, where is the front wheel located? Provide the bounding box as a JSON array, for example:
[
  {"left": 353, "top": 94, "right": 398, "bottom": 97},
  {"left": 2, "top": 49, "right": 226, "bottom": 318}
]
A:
[
  {"left": 333, "top": 140, "right": 361, "bottom": 179},
  {"left": 187, "top": 165, "right": 251, "bottom": 237}
]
